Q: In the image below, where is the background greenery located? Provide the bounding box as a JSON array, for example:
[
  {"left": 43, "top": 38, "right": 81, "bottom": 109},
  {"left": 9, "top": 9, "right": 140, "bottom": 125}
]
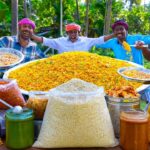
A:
[{"left": 0, "top": 0, "right": 150, "bottom": 67}]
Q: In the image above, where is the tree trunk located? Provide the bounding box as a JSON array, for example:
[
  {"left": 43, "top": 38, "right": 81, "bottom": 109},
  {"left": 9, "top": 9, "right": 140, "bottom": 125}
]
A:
[
  {"left": 75, "top": 0, "right": 80, "bottom": 21},
  {"left": 85, "top": 0, "right": 89, "bottom": 36},
  {"left": 24, "top": 0, "right": 28, "bottom": 17},
  {"left": 60, "top": 0, "right": 63, "bottom": 36},
  {"left": 11, "top": 0, "right": 18, "bottom": 35},
  {"left": 28, "top": 0, "right": 32, "bottom": 17},
  {"left": 103, "top": 0, "right": 112, "bottom": 35}
]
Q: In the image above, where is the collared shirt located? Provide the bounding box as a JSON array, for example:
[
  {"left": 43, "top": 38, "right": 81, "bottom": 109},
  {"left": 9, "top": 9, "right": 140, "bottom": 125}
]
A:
[
  {"left": 0, "top": 36, "right": 45, "bottom": 63},
  {"left": 96, "top": 34, "right": 150, "bottom": 65},
  {"left": 43, "top": 36, "right": 105, "bottom": 53}
]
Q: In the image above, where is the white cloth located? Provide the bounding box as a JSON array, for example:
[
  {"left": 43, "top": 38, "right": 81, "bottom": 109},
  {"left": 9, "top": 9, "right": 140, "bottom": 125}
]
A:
[{"left": 43, "top": 36, "right": 104, "bottom": 53}]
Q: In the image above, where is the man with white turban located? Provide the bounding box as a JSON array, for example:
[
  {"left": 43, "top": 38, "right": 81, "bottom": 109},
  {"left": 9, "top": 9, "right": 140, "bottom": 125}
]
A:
[{"left": 31, "top": 23, "right": 115, "bottom": 53}]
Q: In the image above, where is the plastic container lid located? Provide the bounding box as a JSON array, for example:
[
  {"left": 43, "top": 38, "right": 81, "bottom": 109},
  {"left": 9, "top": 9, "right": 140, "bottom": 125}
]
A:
[
  {"left": 6, "top": 108, "right": 33, "bottom": 121},
  {"left": 120, "top": 110, "right": 148, "bottom": 123}
]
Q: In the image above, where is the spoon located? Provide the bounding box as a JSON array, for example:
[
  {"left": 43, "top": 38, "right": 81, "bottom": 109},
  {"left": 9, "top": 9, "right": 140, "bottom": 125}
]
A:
[
  {"left": 0, "top": 98, "right": 23, "bottom": 114},
  {"left": 0, "top": 98, "right": 13, "bottom": 109},
  {"left": 130, "top": 45, "right": 148, "bottom": 48}
]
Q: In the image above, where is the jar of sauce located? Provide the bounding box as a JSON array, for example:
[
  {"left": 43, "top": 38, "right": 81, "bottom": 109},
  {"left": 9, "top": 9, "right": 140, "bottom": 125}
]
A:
[
  {"left": 147, "top": 105, "right": 150, "bottom": 142},
  {"left": 120, "top": 110, "right": 148, "bottom": 150},
  {"left": 5, "top": 107, "right": 34, "bottom": 149}
]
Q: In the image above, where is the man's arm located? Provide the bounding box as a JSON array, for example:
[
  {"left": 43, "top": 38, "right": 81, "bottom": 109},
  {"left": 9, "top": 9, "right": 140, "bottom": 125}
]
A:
[
  {"left": 31, "top": 34, "right": 43, "bottom": 43},
  {"left": 104, "top": 33, "right": 115, "bottom": 42},
  {"left": 142, "top": 47, "right": 150, "bottom": 61},
  {"left": 135, "top": 41, "right": 150, "bottom": 61},
  {"left": 95, "top": 33, "right": 115, "bottom": 48}
]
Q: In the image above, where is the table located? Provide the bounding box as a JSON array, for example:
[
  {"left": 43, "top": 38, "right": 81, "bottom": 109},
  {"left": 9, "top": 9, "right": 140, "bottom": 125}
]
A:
[
  {"left": 0, "top": 144, "right": 150, "bottom": 150},
  {"left": 0, "top": 144, "right": 123, "bottom": 150},
  {"left": 0, "top": 145, "right": 150, "bottom": 150}
]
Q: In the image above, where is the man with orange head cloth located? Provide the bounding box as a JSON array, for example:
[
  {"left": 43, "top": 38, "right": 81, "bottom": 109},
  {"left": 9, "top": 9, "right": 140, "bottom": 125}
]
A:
[
  {"left": 31, "top": 23, "right": 115, "bottom": 53},
  {"left": 0, "top": 18, "right": 45, "bottom": 63}
]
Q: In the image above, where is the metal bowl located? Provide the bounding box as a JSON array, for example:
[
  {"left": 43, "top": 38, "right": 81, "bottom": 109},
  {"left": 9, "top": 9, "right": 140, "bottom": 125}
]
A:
[
  {"left": 118, "top": 66, "right": 150, "bottom": 83},
  {"left": 0, "top": 48, "right": 24, "bottom": 70}
]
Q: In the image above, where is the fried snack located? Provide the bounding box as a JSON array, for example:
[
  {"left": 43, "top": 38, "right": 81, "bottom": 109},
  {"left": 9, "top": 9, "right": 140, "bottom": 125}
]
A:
[
  {"left": 122, "top": 41, "right": 131, "bottom": 51},
  {"left": 26, "top": 97, "right": 48, "bottom": 120},
  {"left": 8, "top": 52, "right": 142, "bottom": 94},
  {"left": 0, "top": 53, "right": 20, "bottom": 66},
  {"left": 107, "top": 86, "right": 140, "bottom": 98},
  {"left": 123, "top": 69, "right": 150, "bottom": 80}
]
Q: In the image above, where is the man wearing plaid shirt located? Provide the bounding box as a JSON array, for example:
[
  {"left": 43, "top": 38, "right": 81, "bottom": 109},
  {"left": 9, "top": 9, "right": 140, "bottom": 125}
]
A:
[{"left": 0, "top": 18, "right": 45, "bottom": 63}]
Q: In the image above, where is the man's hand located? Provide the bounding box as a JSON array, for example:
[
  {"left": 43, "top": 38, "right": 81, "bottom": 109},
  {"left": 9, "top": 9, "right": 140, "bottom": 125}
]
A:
[
  {"left": 31, "top": 34, "right": 43, "bottom": 43},
  {"left": 135, "top": 41, "right": 145, "bottom": 49}
]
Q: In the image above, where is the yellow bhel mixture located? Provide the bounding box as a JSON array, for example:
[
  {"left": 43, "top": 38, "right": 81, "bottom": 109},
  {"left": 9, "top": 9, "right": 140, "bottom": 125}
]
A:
[
  {"left": 8, "top": 52, "right": 142, "bottom": 93},
  {"left": 123, "top": 69, "right": 150, "bottom": 80}
]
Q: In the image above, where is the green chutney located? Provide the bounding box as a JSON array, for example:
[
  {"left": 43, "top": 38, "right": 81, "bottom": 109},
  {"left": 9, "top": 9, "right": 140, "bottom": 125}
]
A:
[{"left": 6, "top": 108, "right": 34, "bottom": 149}]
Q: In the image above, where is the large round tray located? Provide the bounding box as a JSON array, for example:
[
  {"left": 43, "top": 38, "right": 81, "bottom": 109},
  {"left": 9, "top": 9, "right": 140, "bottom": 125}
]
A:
[{"left": 3, "top": 58, "right": 150, "bottom": 95}]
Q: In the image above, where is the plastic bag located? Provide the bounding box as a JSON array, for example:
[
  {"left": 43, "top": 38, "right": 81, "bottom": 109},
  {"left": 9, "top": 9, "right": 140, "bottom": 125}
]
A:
[
  {"left": 0, "top": 79, "right": 25, "bottom": 109},
  {"left": 26, "top": 91, "right": 48, "bottom": 120},
  {"left": 33, "top": 79, "right": 118, "bottom": 148}
]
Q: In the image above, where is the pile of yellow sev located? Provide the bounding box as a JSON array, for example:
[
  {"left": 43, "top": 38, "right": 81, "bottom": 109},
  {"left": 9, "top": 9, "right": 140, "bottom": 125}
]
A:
[{"left": 8, "top": 52, "right": 142, "bottom": 93}]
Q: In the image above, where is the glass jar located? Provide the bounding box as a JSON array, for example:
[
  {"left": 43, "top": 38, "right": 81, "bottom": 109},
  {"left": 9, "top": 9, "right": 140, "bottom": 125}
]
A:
[
  {"left": 120, "top": 110, "right": 148, "bottom": 150},
  {"left": 6, "top": 108, "right": 34, "bottom": 149},
  {"left": 26, "top": 91, "right": 48, "bottom": 120},
  {"left": 105, "top": 96, "right": 140, "bottom": 138},
  {"left": 147, "top": 105, "right": 150, "bottom": 142}
]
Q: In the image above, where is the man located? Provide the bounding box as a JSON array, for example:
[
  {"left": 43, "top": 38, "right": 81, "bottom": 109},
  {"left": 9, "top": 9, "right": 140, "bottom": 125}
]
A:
[
  {"left": 96, "top": 20, "right": 150, "bottom": 65},
  {"left": 31, "top": 23, "right": 115, "bottom": 53},
  {"left": 0, "top": 18, "right": 45, "bottom": 63},
  {"left": 96, "top": 20, "right": 150, "bottom": 102},
  {"left": 136, "top": 43, "right": 150, "bottom": 61}
]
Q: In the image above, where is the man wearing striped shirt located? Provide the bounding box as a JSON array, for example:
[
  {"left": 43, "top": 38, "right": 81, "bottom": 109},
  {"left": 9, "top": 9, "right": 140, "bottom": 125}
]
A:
[{"left": 0, "top": 18, "right": 45, "bottom": 63}]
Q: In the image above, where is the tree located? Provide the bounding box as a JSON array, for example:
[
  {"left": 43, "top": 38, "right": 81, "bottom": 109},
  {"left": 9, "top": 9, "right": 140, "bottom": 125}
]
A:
[
  {"left": 103, "top": 0, "right": 112, "bottom": 34},
  {"left": 60, "top": 0, "right": 63, "bottom": 36},
  {"left": 125, "top": 0, "right": 142, "bottom": 10},
  {"left": 85, "top": 0, "right": 89, "bottom": 36},
  {"left": 118, "top": 5, "right": 150, "bottom": 34},
  {"left": 75, "top": 0, "right": 80, "bottom": 21},
  {"left": 11, "top": 0, "right": 18, "bottom": 35},
  {"left": 23, "top": 0, "right": 28, "bottom": 17}
]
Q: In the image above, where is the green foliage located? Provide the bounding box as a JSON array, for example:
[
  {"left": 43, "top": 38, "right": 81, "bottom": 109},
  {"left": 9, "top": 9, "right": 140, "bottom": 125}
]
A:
[
  {"left": 0, "top": 1, "right": 11, "bottom": 22},
  {"left": 90, "top": 46, "right": 115, "bottom": 58},
  {"left": 116, "top": 6, "right": 150, "bottom": 34},
  {"left": 144, "top": 59, "right": 150, "bottom": 69},
  {"left": 0, "top": 0, "right": 11, "bottom": 36},
  {"left": 0, "top": 0, "right": 149, "bottom": 38}
]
